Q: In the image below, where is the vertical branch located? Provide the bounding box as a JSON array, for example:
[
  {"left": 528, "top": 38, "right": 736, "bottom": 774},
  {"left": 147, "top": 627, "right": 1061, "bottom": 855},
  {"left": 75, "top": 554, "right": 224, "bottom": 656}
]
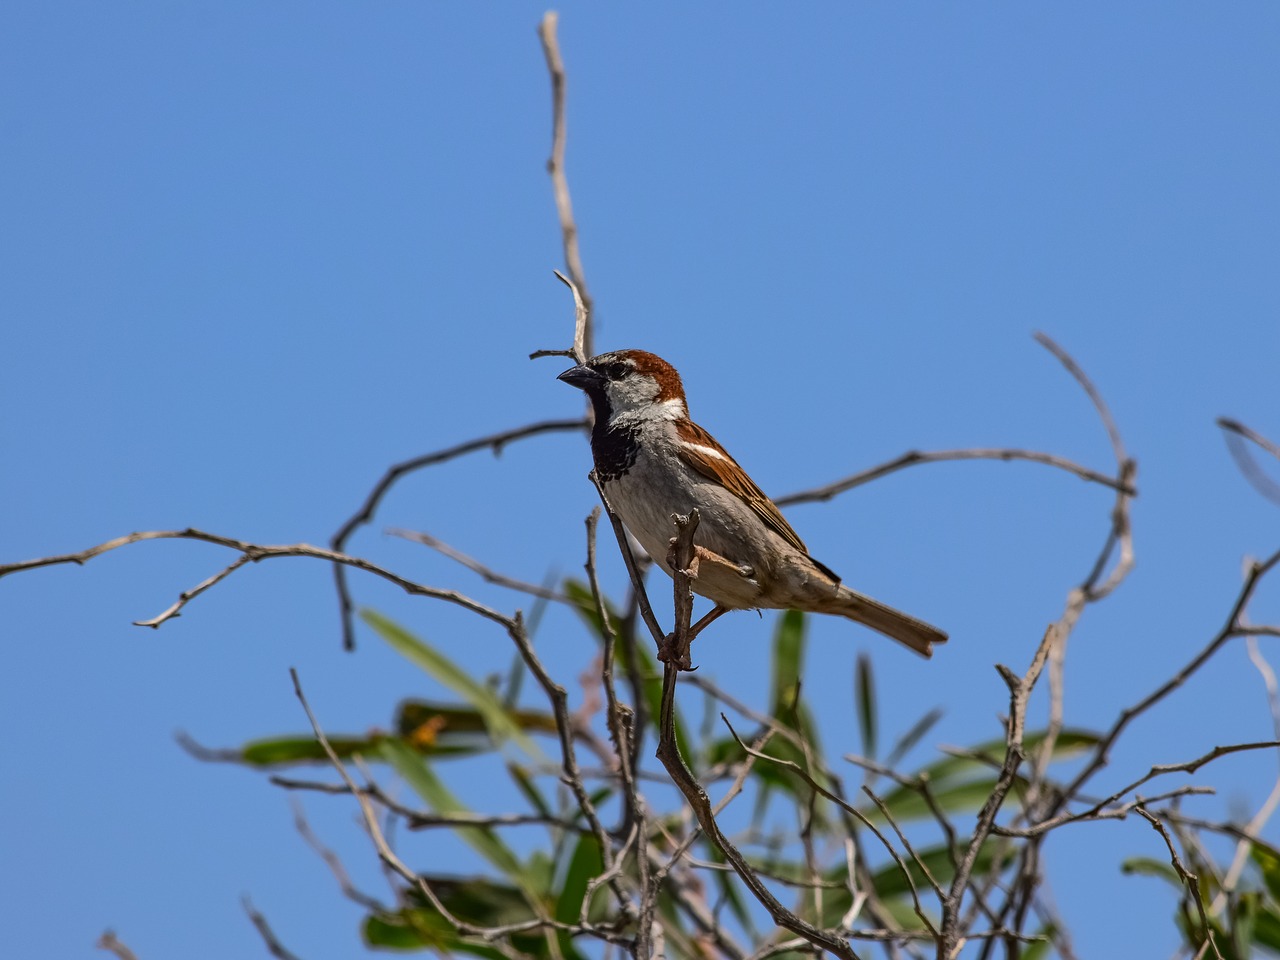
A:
[
  {"left": 652, "top": 512, "right": 861, "bottom": 960},
  {"left": 538, "top": 11, "right": 593, "bottom": 360},
  {"left": 584, "top": 509, "right": 652, "bottom": 958}
]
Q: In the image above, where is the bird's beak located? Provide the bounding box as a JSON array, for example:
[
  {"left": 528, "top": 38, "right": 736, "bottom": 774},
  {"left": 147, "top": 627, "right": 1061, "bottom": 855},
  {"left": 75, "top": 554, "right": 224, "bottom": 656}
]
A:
[{"left": 557, "top": 363, "right": 604, "bottom": 390}]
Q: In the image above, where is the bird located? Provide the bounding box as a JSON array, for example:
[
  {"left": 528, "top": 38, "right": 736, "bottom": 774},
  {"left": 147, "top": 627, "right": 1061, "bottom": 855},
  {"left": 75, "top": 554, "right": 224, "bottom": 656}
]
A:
[{"left": 558, "top": 349, "right": 948, "bottom": 658}]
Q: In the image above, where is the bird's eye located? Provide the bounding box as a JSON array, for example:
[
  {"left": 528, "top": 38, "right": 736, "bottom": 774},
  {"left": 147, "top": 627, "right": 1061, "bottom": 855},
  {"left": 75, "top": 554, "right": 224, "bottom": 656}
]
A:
[{"left": 604, "top": 361, "right": 629, "bottom": 380}]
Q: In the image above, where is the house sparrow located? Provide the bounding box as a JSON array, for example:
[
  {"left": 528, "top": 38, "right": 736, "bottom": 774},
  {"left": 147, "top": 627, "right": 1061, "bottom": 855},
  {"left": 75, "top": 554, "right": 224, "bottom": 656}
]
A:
[{"left": 558, "top": 349, "right": 948, "bottom": 658}]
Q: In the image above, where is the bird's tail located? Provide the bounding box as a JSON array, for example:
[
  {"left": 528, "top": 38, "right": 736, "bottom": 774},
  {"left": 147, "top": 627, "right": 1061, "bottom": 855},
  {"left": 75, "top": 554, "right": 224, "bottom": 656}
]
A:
[{"left": 822, "top": 585, "right": 949, "bottom": 658}]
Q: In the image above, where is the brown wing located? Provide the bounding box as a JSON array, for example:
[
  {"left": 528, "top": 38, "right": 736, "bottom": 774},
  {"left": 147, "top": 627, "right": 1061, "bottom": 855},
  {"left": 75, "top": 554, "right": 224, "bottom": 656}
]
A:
[{"left": 674, "top": 420, "right": 813, "bottom": 557}]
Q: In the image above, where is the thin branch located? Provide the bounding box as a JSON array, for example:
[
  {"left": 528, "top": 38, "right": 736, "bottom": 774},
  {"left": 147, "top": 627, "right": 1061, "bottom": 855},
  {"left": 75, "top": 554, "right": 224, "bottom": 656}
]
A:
[
  {"left": 1134, "top": 807, "right": 1222, "bottom": 960},
  {"left": 644, "top": 514, "right": 861, "bottom": 960},
  {"left": 1218, "top": 417, "right": 1280, "bottom": 505},
  {"left": 863, "top": 786, "right": 945, "bottom": 903},
  {"left": 720, "top": 714, "right": 937, "bottom": 940},
  {"left": 288, "top": 798, "right": 386, "bottom": 912},
  {"left": 502, "top": 611, "right": 637, "bottom": 921},
  {"left": 1034, "top": 332, "right": 1126, "bottom": 463},
  {"left": 0, "top": 528, "right": 518, "bottom": 630},
  {"left": 327, "top": 417, "right": 586, "bottom": 648},
  {"left": 242, "top": 896, "right": 305, "bottom": 960},
  {"left": 775, "top": 447, "right": 1134, "bottom": 508},
  {"left": 95, "top": 931, "right": 139, "bottom": 960},
  {"left": 589, "top": 471, "right": 667, "bottom": 646},
  {"left": 537, "top": 12, "right": 593, "bottom": 360},
  {"left": 386, "top": 527, "right": 568, "bottom": 603},
  {"left": 288, "top": 669, "right": 627, "bottom": 947},
  {"left": 1212, "top": 640, "right": 1280, "bottom": 913},
  {"left": 939, "top": 627, "right": 1055, "bottom": 951},
  {"left": 584, "top": 508, "right": 650, "bottom": 950},
  {"left": 1062, "top": 548, "right": 1280, "bottom": 802}
]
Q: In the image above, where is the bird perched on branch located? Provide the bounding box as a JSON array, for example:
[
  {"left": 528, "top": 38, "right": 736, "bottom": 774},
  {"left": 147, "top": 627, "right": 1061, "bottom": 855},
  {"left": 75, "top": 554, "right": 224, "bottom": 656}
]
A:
[{"left": 558, "top": 349, "right": 947, "bottom": 658}]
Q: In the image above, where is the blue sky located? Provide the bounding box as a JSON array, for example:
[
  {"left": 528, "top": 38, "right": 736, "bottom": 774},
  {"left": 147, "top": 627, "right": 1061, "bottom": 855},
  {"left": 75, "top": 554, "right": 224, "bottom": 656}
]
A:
[{"left": 3, "top": 3, "right": 1279, "bottom": 958}]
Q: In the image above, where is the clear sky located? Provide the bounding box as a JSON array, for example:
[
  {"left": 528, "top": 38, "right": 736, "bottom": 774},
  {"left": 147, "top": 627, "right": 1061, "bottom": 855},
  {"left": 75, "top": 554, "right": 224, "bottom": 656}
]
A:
[{"left": 3, "top": 3, "right": 1279, "bottom": 959}]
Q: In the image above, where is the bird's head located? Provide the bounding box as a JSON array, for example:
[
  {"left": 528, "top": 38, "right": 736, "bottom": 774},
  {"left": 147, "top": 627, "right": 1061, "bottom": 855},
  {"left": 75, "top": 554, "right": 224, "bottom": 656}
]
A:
[{"left": 558, "top": 349, "right": 688, "bottom": 424}]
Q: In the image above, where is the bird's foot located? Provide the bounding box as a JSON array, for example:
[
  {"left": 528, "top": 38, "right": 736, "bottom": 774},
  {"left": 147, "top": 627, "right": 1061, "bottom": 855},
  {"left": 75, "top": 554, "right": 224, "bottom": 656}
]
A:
[{"left": 657, "top": 633, "right": 696, "bottom": 672}]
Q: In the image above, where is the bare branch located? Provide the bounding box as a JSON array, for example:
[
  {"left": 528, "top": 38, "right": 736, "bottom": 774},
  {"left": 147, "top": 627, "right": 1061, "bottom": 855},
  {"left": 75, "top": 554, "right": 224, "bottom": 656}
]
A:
[
  {"left": 1134, "top": 807, "right": 1223, "bottom": 960},
  {"left": 537, "top": 12, "right": 593, "bottom": 360},
  {"left": 1035, "top": 332, "right": 1126, "bottom": 463},
  {"left": 326, "top": 417, "right": 586, "bottom": 648},
  {"left": 95, "top": 931, "right": 139, "bottom": 960},
  {"left": 0, "top": 528, "right": 519, "bottom": 631},
  {"left": 590, "top": 470, "right": 667, "bottom": 647},
  {"left": 584, "top": 508, "right": 651, "bottom": 944},
  {"left": 775, "top": 447, "right": 1134, "bottom": 508},
  {"left": 288, "top": 669, "right": 628, "bottom": 947},
  {"left": 242, "top": 896, "right": 305, "bottom": 960},
  {"left": 1218, "top": 417, "right": 1280, "bottom": 505},
  {"left": 288, "top": 799, "right": 385, "bottom": 912},
  {"left": 1062, "top": 548, "right": 1280, "bottom": 801},
  {"left": 387, "top": 527, "right": 568, "bottom": 603}
]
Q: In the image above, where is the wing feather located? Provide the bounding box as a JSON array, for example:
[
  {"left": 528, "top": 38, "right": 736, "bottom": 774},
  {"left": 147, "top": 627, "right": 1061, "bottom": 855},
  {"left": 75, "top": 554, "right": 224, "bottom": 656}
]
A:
[{"left": 674, "top": 421, "right": 813, "bottom": 557}]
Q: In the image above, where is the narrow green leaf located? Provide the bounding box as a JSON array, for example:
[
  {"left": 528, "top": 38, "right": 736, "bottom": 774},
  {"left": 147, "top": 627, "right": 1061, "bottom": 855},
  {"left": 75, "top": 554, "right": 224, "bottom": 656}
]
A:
[
  {"left": 563, "top": 578, "right": 626, "bottom": 642},
  {"left": 863, "top": 777, "right": 1012, "bottom": 823},
  {"left": 1234, "top": 892, "right": 1258, "bottom": 959},
  {"left": 397, "top": 700, "right": 559, "bottom": 739},
  {"left": 883, "top": 707, "right": 943, "bottom": 770},
  {"left": 855, "top": 652, "right": 877, "bottom": 761},
  {"left": 1251, "top": 844, "right": 1280, "bottom": 903},
  {"left": 241, "top": 735, "right": 385, "bottom": 766},
  {"left": 1120, "top": 856, "right": 1182, "bottom": 887},
  {"left": 364, "top": 911, "right": 444, "bottom": 949},
  {"left": 868, "top": 838, "right": 1010, "bottom": 899},
  {"left": 239, "top": 733, "right": 478, "bottom": 767},
  {"left": 507, "top": 762, "right": 552, "bottom": 819},
  {"left": 904, "top": 728, "right": 1100, "bottom": 788},
  {"left": 1020, "top": 924, "right": 1056, "bottom": 960},
  {"left": 1253, "top": 901, "right": 1280, "bottom": 950},
  {"left": 770, "top": 610, "right": 806, "bottom": 720},
  {"left": 555, "top": 833, "right": 604, "bottom": 926},
  {"left": 363, "top": 609, "right": 543, "bottom": 759},
  {"left": 379, "top": 738, "right": 525, "bottom": 882}
]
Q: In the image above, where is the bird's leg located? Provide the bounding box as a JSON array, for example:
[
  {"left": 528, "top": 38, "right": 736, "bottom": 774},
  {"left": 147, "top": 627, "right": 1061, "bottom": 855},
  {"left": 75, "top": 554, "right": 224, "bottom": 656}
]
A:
[
  {"left": 660, "top": 526, "right": 706, "bottom": 671},
  {"left": 689, "top": 604, "right": 731, "bottom": 638}
]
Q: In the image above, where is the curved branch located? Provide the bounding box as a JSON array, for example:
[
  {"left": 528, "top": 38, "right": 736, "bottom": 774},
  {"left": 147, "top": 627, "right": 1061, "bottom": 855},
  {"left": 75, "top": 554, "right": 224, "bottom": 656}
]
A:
[
  {"left": 774, "top": 447, "right": 1134, "bottom": 508},
  {"left": 1, "top": 528, "right": 516, "bottom": 630},
  {"left": 328, "top": 418, "right": 587, "bottom": 648}
]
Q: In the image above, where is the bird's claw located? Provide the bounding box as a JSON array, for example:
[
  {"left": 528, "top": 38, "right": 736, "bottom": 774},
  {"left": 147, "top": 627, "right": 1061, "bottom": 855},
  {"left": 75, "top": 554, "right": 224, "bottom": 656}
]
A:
[{"left": 657, "top": 633, "right": 696, "bottom": 671}]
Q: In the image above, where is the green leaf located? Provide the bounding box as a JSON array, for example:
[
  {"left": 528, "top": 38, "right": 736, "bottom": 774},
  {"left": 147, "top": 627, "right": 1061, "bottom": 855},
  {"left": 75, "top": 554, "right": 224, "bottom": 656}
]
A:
[
  {"left": 240, "top": 735, "right": 385, "bottom": 766},
  {"left": 563, "top": 578, "right": 626, "bottom": 642},
  {"left": 883, "top": 707, "right": 943, "bottom": 771},
  {"left": 363, "top": 609, "right": 543, "bottom": 759},
  {"left": 1020, "top": 924, "right": 1056, "bottom": 960},
  {"left": 855, "top": 652, "right": 877, "bottom": 761},
  {"left": 864, "top": 777, "right": 1008, "bottom": 824},
  {"left": 1251, "top": 844, "right": 1280, "bottom": 903},
  {"left": 868, "top": 838, "right": 1009, "bottom": 900},
  {"left": 1234, "top": 892, "right": 1259, "bottom": 959},
  {"left": 1253, "top": 900, "right": 1280, "bottom": 950},
  {"left": 379, "top": 738, "right": 526, "bottom": 882},
  {"left": 507, "top": 762, "right": 552, "bottom": 819},
  {"left": 770, "top": 610, "right": 806, "bottom": 721},
  {"left": 371, "top": 878, "right": 555, "bottom": 958},
  {"left": 237, "top": 732, "right": 480, "bottom": 767},
  {"left": 397, "top": 700, "right": 559, "bottom": 740},
  {"left": 555, "top": 833, "right": 604, "bottom": 927},
  {"left": 1120, "top": 856, "right": 1182, "bottom": 887},
  {"left": 364, "top": 910, "right": 448, "bottom": 950}
]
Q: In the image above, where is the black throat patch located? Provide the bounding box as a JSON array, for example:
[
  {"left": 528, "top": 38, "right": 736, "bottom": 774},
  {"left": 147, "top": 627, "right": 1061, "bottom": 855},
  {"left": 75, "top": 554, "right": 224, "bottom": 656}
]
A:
[
  {"left": 591, "top": 421, "right": 640, "bottom": 482},
  {"left": 581, "top": 388, "right": 639, "bottom": 482}
]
